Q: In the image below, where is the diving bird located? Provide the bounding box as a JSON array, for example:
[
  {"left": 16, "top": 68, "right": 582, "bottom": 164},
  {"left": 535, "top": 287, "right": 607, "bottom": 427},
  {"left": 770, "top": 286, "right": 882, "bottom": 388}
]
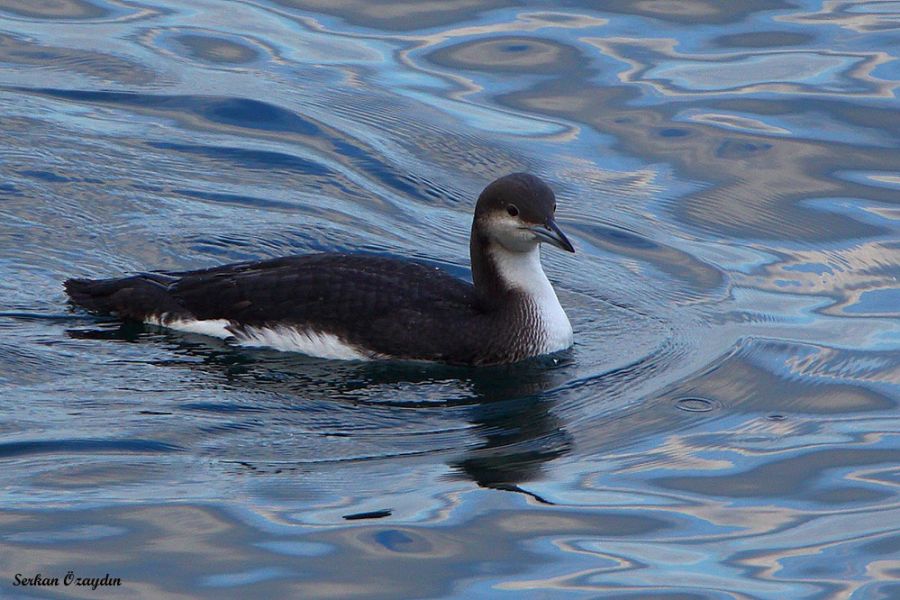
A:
[{"left": 65, "top": 173, "right": 575, "bottom": 365}]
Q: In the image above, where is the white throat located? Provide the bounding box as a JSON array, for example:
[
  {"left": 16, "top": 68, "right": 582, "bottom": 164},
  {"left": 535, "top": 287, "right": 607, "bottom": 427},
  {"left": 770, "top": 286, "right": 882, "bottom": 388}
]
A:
[{"left": 489, "top": 245, "right": 573, "bottom": 353}]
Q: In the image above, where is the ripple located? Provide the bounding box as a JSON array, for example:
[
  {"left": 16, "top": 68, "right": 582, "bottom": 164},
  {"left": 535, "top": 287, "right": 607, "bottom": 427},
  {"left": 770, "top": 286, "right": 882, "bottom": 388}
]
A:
[
  {"left": 152, "top": 142, "right": 332, "bottom": 177},
  {"left": 0, "top": 0, "right": 157, "bottom": 22},
  {"left": 733, "top": 237, "right": 900, "bottom": 317},
  {"left": 844, "top": 287, "right": 900, "bottom": 317},
  {"left": 0, "top": 438, "right": 182, "bottom": 458},
  {"left": 0, "top": 0, "right": 109, "bottom": 19},
  {"left": 592, "top": 0, "right": 793, "bottom": 24},
  {"left": 492, "top": 70, "right": 892, "bottom": 243},
  {"left": 0, "top": 33, "right": 156, "bottom": 84},
  {"left": 713, "top": 31, "right": 817, "bottom": 48},
  {"left": 585, "top": 36, "right": 894, "bottom": 98},
  {"left": 784, "top": 1, "right": 900, "bottom": 33},
  {"left": 675, "top": 397, "right": 717, "bottom": 412},
  {"left": 655, "top": 447, "right": 899, "bottom": 499},
  {"left": 1, "top": 0, "right": 898, "bottom": 596},
  {"left": 171, "top": 34, "right": 260, "bottom": 64},
  {"left": 23, "top": 88, "right": 324, "bottom": 135},
  {"left": 660, "top": 338, "right": 897, "bottom": 415},
  {"left": 141, "top": 27, "right": 278, "bottom": 68},
  {"left": 645, "top": 51, "right": 875, "bottom": 94},
  {"left": 202, "top": 567, "right": 293, "bottom": 588},
  {"left": 683, "top": 110, "right": 791, "bottom": 135},
  {"left": 568, "top": 222, "right": 726, "bottom": 297},
  {"left": 268, "top": 0, "right": 514, "bottom": 31},
  {"left": 5, "top": 524, "right": 125, "bottom": 543},
  {"left": 426, "top": 36, "right": 583, "bottom": 74}
]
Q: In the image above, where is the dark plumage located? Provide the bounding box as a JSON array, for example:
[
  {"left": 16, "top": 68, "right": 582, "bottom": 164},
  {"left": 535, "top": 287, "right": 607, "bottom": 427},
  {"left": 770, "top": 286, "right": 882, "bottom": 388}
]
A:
[{"left": 65, "top": 173, "right": 575, "bottom": 365}]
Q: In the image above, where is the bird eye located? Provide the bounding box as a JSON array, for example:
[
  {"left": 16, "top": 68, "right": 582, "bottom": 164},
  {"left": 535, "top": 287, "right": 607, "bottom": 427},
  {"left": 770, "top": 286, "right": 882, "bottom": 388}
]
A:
[{"left": 507, "top": 204, "right": 519, "bottom": 217}]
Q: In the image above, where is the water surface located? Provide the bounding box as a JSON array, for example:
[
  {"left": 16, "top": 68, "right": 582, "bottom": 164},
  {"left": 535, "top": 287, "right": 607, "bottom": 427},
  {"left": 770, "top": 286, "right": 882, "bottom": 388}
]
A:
[{"left": 1, "top": 0, "right": 898, "bottom": 598}]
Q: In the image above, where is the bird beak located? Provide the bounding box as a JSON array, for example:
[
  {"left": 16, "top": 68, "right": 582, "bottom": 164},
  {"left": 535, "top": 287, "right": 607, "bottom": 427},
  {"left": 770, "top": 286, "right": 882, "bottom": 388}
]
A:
[{"left": 530, "top": 218, "right": 575, "bottom": 253}]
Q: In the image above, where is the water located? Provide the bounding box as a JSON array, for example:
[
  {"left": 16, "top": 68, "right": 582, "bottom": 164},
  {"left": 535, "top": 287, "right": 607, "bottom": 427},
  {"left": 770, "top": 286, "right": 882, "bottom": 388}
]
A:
[{"left": 1, "top": 1, "right": 898, "bottom": 598}]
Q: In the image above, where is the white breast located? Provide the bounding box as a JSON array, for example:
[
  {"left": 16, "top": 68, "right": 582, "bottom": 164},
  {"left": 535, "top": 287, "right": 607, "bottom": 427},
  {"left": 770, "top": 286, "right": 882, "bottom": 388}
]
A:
[{"left": 489, "top": 246, "right": 573, "bottom": 353}]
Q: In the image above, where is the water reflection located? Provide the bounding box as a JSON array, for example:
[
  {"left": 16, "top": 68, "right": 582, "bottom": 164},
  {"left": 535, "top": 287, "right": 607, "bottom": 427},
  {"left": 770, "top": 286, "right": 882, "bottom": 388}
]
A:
[
  {"left": 269, "top": 0, "right": 515, "bottom": 31},
  {"left": 0, "top": 32, "right": 155, "bottom": 85},
  {"left": 0, "top": 0, "right": 110, "bottom": 20},
  {"left": 0, "top": 499, "right": 679, "bottom": 598},
  {"left": 70, "top": 322, "right": 575, "bottom": 496},
  {"left": 784, "top": 1, "right": 900, "bottom": 33},
  {"left": 588, "top": 0, "right": 792, "bottom": 24},
  {"left": 1, "top": 0, "right": 898, "bottom": 596},
  {"left": 145, "top": 28, "right": 271, "bottom": 67},
  {"left": 451, "top": 395, "right": 571, "bottom": 500},
  {"left": 427, "top": 36, "right": 585, "bottom": 74}
]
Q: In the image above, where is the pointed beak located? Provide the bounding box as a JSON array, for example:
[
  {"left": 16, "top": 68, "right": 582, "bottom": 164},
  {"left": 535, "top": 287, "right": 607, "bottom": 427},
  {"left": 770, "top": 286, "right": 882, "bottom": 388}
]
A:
[{"left": 530, "top": 218, "right": 575, "bottom": 253}]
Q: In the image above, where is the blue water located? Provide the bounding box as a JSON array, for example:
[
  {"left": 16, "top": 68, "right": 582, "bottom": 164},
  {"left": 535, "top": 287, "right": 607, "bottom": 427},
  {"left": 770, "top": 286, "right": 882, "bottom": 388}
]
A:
[{"left": 1, "top": 1, "right": 898, "bottom": 598}]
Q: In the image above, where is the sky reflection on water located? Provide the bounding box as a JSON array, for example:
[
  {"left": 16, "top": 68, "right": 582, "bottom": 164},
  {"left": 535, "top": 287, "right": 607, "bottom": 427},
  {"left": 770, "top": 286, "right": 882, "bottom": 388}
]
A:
[{"left": 0, "top": 0, "right": 898, "bottom": 598}]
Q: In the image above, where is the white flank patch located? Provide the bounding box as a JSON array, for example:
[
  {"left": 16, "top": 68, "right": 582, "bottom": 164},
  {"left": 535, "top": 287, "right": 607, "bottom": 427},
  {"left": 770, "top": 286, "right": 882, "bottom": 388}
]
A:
[
  {"left": 489, "top": 245, "right": 573, "bottom": 353},
  {"left": 145, "top": 315, "right": 372, "bottom": 361},
  {"left": 237, "top": 325, "right": 373, "bottom": 360},
  {"left": 146, "top": 316, "right": 232, "bottom": 338}
]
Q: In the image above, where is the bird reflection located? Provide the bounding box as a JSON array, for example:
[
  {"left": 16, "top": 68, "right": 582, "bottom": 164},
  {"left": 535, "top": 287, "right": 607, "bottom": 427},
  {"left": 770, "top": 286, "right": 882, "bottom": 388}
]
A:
[
  {"left": 443, "top": 361, "right": 573, "bottom": 503},
  {"left": 68, "top": 322, "right": 574, "bottom": 499},
  {"left": 450, "top": 393, "right": 570, "bottom": 504}
]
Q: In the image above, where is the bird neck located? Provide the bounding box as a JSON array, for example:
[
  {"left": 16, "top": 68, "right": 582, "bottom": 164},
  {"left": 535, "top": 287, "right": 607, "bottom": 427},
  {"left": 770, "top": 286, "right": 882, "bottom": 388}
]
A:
[{"left": 470, "top": 222, "right": 553, "bottom": 311}]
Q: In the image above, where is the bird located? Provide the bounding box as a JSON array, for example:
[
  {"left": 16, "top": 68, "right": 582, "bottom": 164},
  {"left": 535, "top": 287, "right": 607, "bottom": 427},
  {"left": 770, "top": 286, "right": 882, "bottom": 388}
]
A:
[{"left": 64, "top": 173, "right": 575, "bottom": 366}]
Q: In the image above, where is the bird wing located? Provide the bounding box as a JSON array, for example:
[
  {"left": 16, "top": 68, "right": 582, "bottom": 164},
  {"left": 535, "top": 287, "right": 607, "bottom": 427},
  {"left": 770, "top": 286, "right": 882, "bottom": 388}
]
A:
[{"left": 162, "top": 253, "right": 484, "bottom": 358}]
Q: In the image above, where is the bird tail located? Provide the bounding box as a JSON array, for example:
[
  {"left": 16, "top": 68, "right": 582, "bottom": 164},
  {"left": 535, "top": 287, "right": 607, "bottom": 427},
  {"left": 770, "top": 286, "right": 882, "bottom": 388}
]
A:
[
  {"left": 64, "top": 275, "right": 185, "bottom": 320},
  {"left": 64, "top": 277, "right": 128, "bottom": 314}
]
